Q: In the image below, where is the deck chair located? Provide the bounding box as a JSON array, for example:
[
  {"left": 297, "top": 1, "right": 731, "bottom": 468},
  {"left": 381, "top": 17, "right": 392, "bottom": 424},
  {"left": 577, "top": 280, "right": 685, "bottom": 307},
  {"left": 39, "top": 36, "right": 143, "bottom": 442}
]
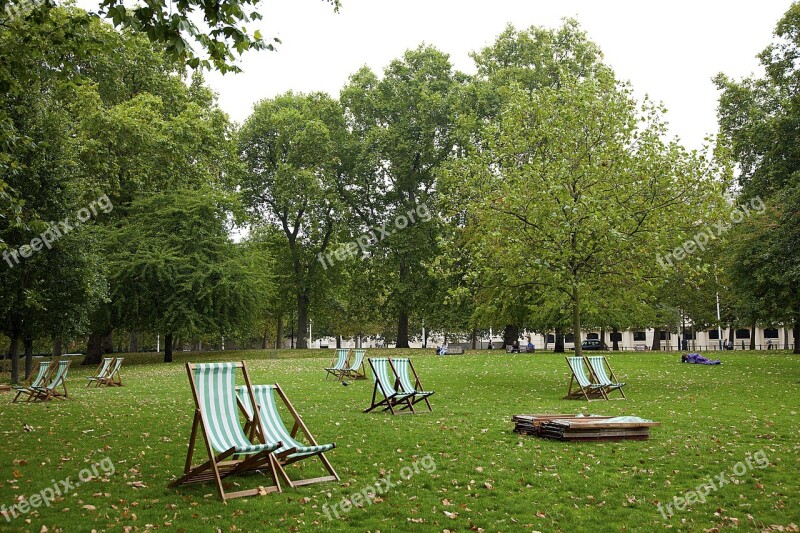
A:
[
  {"left": 30, "top": 360, "right": 71, "bottom": 402},
  {"left": 167, "top": 362, "right": 282, "bottom": 501},
  {"left": 86, "top": 357, "right": 114, "bottom": 387},
  {"left": 236, "top": 384, "right": 338, "bottom": 488},
  {"left": 564, "top": 357, "right": 606, "bottom": 401},
  {"left": 324, "top": 349, "right": 350, "bottom": 380},
  {"left": 390, "top": 358, "right": 433, "bottom": 412},
  {"left": 364, "top": 357, "right": 415, "bottom": 415},
  {"left": 585, "top": 355, "right": 626, "bottom": 399},
  {"left": 343, "top": 349, "right": 367, "bottom": 380},
  {"left": 12, "top": 360, "right": 56, "bottom": 402},
  {"left": 98, "top": 357, "right": 124, "bottom": 387}
]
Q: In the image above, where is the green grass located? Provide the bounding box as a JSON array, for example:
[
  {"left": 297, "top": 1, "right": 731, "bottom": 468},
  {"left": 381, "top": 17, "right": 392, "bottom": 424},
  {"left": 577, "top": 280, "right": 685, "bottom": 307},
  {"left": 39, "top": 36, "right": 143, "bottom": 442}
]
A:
[{"left": 1, "top": 349, "right": 799, "bottom": 532}]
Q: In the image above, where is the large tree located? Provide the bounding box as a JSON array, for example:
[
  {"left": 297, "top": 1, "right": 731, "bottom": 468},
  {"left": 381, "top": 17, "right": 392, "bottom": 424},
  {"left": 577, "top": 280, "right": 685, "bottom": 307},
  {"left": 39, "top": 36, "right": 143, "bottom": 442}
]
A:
[
  {"left": 238, "top": 92, "right": 348, "bottom": 348},
  {"left": 340, "top": 46, "right": 460, "bottom": 348},
  {"left": 716, "top": 3, "right": 800, "bottom": 352}
]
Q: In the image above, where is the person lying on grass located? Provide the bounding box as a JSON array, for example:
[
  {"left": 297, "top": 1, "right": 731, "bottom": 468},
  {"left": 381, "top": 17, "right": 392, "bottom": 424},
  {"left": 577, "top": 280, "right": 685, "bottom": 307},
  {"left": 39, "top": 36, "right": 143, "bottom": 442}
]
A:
[{"left": 681, "top": 353, "right": 722, "bottom": 365}]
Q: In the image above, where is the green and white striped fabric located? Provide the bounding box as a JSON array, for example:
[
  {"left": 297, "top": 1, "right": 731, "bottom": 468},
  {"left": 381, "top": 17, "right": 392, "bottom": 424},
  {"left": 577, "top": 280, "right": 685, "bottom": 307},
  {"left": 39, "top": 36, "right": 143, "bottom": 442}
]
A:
[
  {"left": 371, "top": 358, "right": 414, "bottom": 400},
  {"left": 347, "top": 350, "right": 365, "bottom": 372},
  {"left": 33, "top": 360, "right": 69, "bottom": 391},
  {"left": 14, "top": 361, "right": 51, "bottom": 390},
  {"left": 327, "top": 349, "right": 349, "bottom": 370},
  {"left": 586, "top": 356, "right": 625, "bottom": 389},
  {"left": 237, "top": 385, "right": 334, "bottom": 458},
  {"left": 391, "top": 358, "right": 433, "bottom": 397},
  {"left": 193, "top": 363, "right": 278, "bottom": 455},
  {"left": 107, "top": 357, "right": 123, "bottom": 377},
  {"left": 567, "top": 357, "right": 601, "bottom": 390},
  {"left": 88, "top": 358, "right": 113, "bottom": 382}
]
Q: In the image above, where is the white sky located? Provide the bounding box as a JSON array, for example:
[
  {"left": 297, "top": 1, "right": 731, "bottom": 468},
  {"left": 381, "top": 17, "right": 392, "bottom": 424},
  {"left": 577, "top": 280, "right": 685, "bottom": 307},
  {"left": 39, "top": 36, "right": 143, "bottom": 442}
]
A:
[{"left": 203, "top": 0, "right": 792, "bottom": 151}]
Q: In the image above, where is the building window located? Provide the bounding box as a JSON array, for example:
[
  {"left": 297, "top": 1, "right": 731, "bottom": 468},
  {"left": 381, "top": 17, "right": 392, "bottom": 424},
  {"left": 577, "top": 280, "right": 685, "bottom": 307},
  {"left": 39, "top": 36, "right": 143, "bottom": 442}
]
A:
[
  {"left": 633, "top": 331, "right": 646, "bottom": 341},
  {"left": 565, "top": 333, "right": 575, "bottom": 343},
  {"left": 587, "top": 332, "right": 599, "bottom": 340},
  {"left": 764, "top": 328, "right": 779, "bottom": 339},
  {"left": 610, "top": 332, "right": 622, "bottom": 342},
  {"left": 546, "top": 334, "right": 555, "bottom": 343},
  {"left": 660, "top": 331, "right": 671, "bottom": 340},
  {"left": 683, "top": 331, "right": 694, "bottom": 340},
  {"left": 707, "top": 329, "right": 720, "bottom": 340},
  {"left": 736, "top": 329, "right": 751, "bottom": 339}
]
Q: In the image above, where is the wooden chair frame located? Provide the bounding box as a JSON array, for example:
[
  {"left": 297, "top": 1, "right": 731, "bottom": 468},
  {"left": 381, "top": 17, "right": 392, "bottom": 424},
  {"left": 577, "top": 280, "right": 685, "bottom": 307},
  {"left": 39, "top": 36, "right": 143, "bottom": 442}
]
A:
[
  {"left": 237, "top": 383, "right": 339, "bottom": 488},
  {"left": 167, "top": 361, "right": 282, "bottom": 501},
  {"left": 324, "top": 349, "right": 351, "bottom": 381},
  {"left": 30, "top": 360, "right": 70, "bottom": 402},
  {"left": 564, "top": 357, "right": 607, "bottom": 401},
  {"left": 86, "top": 357, "right": 114, "bottom": 387},
  {"left": 97, "top": 357, "right": 124, "bottom": 387},
  {"left": 389, "top": 357, "right": 433, "bottom": 412},
  {"left": 584, "top": 355, "right": 626, "bottom": 400},
  {"left": 363, "top": 358, "right": 415, "bottom": 415},
  {"left": 12, "top": 360, "right": 56, "bottom": 402}
]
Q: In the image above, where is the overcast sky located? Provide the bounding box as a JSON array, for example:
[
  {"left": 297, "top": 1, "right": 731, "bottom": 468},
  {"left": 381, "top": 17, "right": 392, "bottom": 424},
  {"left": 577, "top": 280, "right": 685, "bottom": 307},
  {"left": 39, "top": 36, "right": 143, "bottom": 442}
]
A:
[{"left": 202, "top": 0, "right": 792, "bottom": 151}]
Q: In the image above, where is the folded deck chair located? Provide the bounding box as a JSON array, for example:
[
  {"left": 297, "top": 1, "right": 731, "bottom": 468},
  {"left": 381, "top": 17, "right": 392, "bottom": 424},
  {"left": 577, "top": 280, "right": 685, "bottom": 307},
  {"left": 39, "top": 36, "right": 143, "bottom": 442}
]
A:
[
  {"left": 12, "top": 360, "right": 56, "bottom": 403},
  {"left": 31, "top": 360, "right": 71, "bottom": 402},
  {"left": 98, "top": 357, "right": 124, "bottom": 387},
  {"left": 564, "top": 357, "right": 606, "bottom": 401},
  {"left": 236, "top": 384, "right": 338, "bottom": 488},
  {"left": 168, "top": 362, "right": 282, "bottom": 501},
  {"left": 364, "top": 357, "right": 415, "bottom": 415},
  {"left": 390, "top": 357, "right": 433, "bottom": 412},
  {"left": 324, "top": 349, "right": 350, "bottom": 380},
  {"left": 86, "top": 357, "right": 114, "bottom": 387},
  {"left": 343, "top": 349, "right": 366, "bottom": 380},
  {"left": 585, "top": 355, "right": 626, "bottom": 400}
]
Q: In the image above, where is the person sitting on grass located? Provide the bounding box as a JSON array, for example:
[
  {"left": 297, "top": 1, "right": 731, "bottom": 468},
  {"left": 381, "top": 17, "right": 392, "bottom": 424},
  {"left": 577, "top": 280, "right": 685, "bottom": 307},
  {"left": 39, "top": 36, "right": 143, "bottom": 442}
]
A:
[
  {"left": 526, "top": 338, "right": 535, "bottom": 353},
  {"left": 681, "top": 353, "right": 721, "bottom": 365}
]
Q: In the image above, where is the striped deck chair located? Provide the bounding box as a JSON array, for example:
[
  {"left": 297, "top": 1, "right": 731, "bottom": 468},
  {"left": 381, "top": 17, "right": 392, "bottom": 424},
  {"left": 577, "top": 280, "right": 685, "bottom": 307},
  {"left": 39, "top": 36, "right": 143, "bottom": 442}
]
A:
[
  {"left": 364, "top": 357, "right": 415, "bottom": 415},
  {"left": 236, "top": 384, "right": 338, "bottom": 488},
  {"left": 12, "top": 360, "right": 55, "bottom": 403},
  {"left": 31, "top": 360, "right": 71, "bottom": 402},
  {"left": 324, "top": 349, "right": 350, "bottom": 380},
  {"left": 343, "top": 349, "right": 366, "bottom": 380},
  {"left": 585, "top": 355, "right": 626, "bottom": 400},
  {"left": 98, "top": 357, "right": 124, "bottom": 387},
  {"left": 564, "top": 357, "right": 606, "bottom": 401},
  {"left": 86, "top": 357, "right": 114, "bottom": 387},
  {"left": 167, "top": 362, "right": 282, "bottom": 501},
  {"left": 390, "top": 358, "right": 433, "bottom": 412}
]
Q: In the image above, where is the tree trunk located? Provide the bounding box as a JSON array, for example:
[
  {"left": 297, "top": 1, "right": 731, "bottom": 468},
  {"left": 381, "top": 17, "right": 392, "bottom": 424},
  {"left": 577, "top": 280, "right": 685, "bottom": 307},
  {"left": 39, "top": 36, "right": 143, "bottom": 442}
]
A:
[
  {"left": 129, "top": 331, "right": 140, "bottom": 353},
  {"left": 53, "top": 336, "right": 63, "bottom": 357},
  {"left": 164, "top": 332, "right": 174, "bottom": 363},
  {"left": 471, "top": 328, "right": 477, "bottom": 350},
  {"left": 793, "top": 320, "right": 799, "bottom": 354},
  {"left": 396, "top": 309, "right": 410, "bottom": 348},
  {"left": 85, "top": 330, "right": 108, "bottom": 366},
  {"left": 502, "top": 324, "right": 519, "bottom": 349},
  {"left": 750, "top": 322, "right": 756, "bottom": 350},
  {"left": 784, "top": 326, "right": 789, "bottom": 350},
  {"left": 23, "top": 337, "right": 33, "bottom": 380},
  {"left": 297, "top": 291, "right": 310, "bottom": 349},
  {"left": 651, "top": 327, "right": 661, "bottom": 351},
  {"left": 554, "top": 328, "right": 565, "bottom": 353},
  {"left": 262, "top": 323, "right": 269, "bottom": 350},
  {"left": 600, "top": 327, "right": 606, "bottom": 349},
  {"left": 336, "top": 335, "right": 341, "bottom": 349},
  {"left": 572, "top": 286, "right": 583, "bottom": 357},
  {"left": 276, "top": 315, "right": 284, "bottom": 349},
  {"left": 612, "top": 326, "right": 620, "bottom": 351},
  {"left": 8, "top": 330, "right": 20, "bottom": 385},
  {"left": 728, "top": 325, "right": 735, "bottom": 345},
  {"left": 102, "top": 332, "right": 114, "bottom": 354}
]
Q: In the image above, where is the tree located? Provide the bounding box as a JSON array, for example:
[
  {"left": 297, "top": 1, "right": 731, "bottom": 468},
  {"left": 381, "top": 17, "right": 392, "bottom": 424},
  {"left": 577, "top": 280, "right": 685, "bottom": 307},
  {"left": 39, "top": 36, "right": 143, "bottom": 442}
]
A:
[
  {"left": 106, "top": 189, "right": 271, "bottom": 362},
  {"left": 340, "top": 46, "right": 460, "bottom": 348},
  {"left": 238, "top": 92, "right": 348, "bottom": 348},
  {"left": 716, "top": 3, "right": 800, "bottom": 352},
  {"left": 447, "top": 67, "right": 721, "bottom": 356}
]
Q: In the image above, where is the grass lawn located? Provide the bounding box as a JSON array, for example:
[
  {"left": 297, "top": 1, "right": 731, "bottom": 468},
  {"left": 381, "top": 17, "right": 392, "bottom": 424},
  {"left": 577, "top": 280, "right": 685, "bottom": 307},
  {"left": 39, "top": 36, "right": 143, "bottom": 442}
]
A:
[{"left": 1, "top": 349, "right": 799, "bottom": 532}]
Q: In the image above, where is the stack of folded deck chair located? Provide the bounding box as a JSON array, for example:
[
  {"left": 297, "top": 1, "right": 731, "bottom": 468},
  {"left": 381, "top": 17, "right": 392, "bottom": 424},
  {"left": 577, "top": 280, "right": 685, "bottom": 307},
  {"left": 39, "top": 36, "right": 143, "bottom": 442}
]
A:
[{"left": 512, "top": 414, "right": 659, "bottom": 441}]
